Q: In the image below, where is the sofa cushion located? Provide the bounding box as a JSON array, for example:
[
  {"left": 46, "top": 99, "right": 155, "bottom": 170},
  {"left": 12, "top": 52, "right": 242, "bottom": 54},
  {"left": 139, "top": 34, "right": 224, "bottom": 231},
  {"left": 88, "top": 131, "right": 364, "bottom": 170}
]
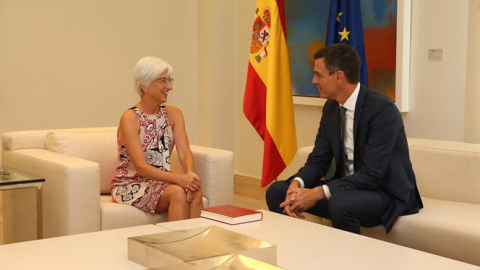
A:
[
  {"left": 46, "top": 128, "right": 118, "bottom": 194},
  {"left": 100, "top": 195, "right": 210, "bottom": 230},
  {"left": 408, "top": 138, "right": 480, "bottom": 204},
  {"left": 362, "top": 197, "right": 480, "bottom": 266},
  {"left": 3, "top": 130, "right": 50, "bottom": 151},
  {"left": 100, "top": 195, "right": 166, "bottom": 230}
]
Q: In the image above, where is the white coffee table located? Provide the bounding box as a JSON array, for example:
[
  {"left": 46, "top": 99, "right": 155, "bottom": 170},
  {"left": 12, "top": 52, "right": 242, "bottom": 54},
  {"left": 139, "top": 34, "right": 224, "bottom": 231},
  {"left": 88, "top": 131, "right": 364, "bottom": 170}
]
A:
[
  {"left": 156, "top": 210, "right": 480, "bottom": 270},
  {"left": 0, "top": 210, "right": 478, "bottom": 270},
  {"left": 0, "top": 225, "right": 168, "bottom": 270}
]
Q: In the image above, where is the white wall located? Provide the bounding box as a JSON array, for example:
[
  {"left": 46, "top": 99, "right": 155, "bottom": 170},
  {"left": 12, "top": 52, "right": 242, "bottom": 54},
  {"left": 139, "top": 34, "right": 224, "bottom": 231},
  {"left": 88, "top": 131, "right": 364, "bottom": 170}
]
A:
[
  {"left": 465, "top": 0, "right": 480, "bottom": 143},
  {"left": 403, "top": 0, "right": 469, "bottom": 142},
  {"left": 196, "top": 0, "right": 236, "bottom": 152},
  {"left": 235, "top": 0, "right": 261, "bottom": 178},
  {"left": 0, "top": 0, "right": 198, "bottom": 159}
]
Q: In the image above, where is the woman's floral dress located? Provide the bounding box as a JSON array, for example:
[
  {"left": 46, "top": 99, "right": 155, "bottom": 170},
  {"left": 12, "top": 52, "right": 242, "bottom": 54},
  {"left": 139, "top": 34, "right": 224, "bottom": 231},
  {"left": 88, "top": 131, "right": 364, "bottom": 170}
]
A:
[{"left": 111, "top": 105, "right": 174, "bottom": 214}]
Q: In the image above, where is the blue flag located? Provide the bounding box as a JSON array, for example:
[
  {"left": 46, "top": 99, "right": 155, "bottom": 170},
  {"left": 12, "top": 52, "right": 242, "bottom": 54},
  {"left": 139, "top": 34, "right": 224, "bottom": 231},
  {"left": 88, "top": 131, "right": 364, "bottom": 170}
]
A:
[{"left": 326, "top": 0, "right": 368, "bottom": 86}]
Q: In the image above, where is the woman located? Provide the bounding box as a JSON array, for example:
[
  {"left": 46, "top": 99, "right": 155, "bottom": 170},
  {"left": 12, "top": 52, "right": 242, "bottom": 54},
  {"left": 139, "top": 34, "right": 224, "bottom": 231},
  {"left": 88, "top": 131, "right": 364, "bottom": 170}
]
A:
[{"left": 111, "top": 56, "right": 202, "bottom": 221}]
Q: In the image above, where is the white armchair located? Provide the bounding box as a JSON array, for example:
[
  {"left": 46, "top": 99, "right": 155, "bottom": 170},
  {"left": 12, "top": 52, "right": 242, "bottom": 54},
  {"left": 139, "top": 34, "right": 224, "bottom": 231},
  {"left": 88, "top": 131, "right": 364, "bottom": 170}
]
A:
[{"left": 2, "top": 127, "right": 234, "bottom": 238}]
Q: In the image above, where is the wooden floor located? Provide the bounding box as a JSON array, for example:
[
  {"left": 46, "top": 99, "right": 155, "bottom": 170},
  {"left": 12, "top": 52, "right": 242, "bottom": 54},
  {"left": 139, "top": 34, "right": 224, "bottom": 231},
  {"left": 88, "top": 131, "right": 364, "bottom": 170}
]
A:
[
  {"left": 233, "top": 194, "right": 268, "bottom": 210},
  {"left": 233, "top": 194, "right": 324, "bottom": 224}
]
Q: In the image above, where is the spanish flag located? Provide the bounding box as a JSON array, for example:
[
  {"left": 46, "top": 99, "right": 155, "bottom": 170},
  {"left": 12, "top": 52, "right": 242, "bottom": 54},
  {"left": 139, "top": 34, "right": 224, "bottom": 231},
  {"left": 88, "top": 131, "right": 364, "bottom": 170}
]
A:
[{"left": 243, "top": 0, "right": 297, "bottom": 187}]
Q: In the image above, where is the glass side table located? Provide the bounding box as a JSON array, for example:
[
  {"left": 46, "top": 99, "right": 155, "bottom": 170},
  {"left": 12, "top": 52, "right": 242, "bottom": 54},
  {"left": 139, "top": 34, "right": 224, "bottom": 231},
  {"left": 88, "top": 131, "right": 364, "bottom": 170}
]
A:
[{"left": 0, "top": 165, "right": 45, "bottom": 242}]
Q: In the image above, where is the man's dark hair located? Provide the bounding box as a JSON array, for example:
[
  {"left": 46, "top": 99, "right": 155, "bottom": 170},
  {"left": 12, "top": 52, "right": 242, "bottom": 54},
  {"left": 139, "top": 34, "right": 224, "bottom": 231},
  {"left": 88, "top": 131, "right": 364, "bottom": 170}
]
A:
[{"left": 314, "top": 43, "right": 361, "bottom": 84}]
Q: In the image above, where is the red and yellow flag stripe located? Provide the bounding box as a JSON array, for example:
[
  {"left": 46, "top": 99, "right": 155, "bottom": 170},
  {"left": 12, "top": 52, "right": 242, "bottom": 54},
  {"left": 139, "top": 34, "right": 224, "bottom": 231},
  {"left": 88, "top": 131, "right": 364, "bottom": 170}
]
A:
[{"left": 244, "top": 0, "right": 297, "bottom": 187}]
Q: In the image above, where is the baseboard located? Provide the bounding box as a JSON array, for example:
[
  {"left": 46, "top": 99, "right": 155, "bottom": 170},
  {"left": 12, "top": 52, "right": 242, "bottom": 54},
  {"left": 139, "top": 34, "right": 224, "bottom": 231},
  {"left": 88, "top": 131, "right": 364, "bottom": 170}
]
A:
[{"left": 234, "top": 174, "right": 268, "bottom": 201}]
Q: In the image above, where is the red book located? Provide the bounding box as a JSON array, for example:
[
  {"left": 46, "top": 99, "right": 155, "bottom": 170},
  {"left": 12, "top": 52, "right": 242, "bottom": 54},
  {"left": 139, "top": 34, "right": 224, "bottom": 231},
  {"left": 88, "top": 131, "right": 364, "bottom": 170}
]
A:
[{"left": 200, "top": 205, "right": 263, "bottom": 225}]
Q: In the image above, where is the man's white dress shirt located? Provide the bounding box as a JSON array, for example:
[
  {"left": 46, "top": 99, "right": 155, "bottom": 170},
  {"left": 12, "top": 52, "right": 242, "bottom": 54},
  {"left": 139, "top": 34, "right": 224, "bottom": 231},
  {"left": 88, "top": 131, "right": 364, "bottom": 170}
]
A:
[{"left": 293, "top": 83, "right": 360, "bottom": 199}]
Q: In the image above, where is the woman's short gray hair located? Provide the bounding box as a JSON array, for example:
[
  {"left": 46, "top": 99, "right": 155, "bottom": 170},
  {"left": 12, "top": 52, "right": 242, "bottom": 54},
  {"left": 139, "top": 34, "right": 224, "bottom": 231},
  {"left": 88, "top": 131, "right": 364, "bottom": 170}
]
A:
[{"left": 133, "top": 56, "right": 173, "bottom": 96}]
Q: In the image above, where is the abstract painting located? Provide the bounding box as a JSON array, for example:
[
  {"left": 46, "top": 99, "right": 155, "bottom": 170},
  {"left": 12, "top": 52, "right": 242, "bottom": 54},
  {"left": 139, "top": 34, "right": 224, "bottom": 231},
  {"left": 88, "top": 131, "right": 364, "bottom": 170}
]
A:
[{"left": 285, "top": 0, "right": 398, "bottom": 102}]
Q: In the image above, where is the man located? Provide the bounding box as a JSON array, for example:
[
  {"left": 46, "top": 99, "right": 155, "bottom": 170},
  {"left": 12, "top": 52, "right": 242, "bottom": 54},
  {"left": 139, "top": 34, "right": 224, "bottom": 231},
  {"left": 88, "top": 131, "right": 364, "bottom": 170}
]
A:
[{"left": 266, "top": 43, "right": 423, "bottom": 234}]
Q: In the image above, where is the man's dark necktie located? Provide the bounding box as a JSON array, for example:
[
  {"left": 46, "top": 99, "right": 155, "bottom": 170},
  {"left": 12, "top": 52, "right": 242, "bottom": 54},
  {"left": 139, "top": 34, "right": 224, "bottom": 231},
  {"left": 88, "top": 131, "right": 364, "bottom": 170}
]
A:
[{"left": 340, "top": 106, "right": 347, "bottom": 177}]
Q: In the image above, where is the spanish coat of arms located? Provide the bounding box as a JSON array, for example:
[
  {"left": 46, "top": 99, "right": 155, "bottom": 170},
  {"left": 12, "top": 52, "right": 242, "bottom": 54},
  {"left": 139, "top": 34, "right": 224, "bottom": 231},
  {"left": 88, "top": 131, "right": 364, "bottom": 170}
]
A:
[{"left": 250, "top": 8, "right": 271, "bottom": 63}]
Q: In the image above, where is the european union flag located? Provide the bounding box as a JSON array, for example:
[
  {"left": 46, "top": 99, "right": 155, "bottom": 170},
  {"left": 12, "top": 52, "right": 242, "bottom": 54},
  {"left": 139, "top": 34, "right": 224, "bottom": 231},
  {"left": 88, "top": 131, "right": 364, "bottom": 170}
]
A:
[{"left": 326, "top": 0, "right": 368, "bottom": 86}]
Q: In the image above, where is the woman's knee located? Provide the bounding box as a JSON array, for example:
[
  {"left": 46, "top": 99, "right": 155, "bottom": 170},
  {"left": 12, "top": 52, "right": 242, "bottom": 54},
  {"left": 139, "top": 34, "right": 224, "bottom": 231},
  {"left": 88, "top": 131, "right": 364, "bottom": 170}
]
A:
[{"left": 166, "top": 184, "right": 188, "bottom": 204}]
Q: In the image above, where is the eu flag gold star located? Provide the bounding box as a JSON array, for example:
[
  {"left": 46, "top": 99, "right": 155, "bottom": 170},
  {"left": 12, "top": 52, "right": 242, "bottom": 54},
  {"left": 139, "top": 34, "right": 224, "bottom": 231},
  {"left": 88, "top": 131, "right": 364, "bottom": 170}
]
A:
[
  {"left": 336, "top": 12, "right": 343, "bottom": 22},
  {"left": 338, "top": 27, "right": 350, "bottom": 41}
]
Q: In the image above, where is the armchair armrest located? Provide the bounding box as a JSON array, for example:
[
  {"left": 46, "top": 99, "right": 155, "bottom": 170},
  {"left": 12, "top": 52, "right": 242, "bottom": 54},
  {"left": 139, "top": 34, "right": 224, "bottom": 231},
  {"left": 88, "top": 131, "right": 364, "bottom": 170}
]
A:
[
  {"left": 170, "top": 145, "right": 234, "bottom": 207},
  {"left": 278, "top": 146, "right": 313, "bottom": 180},
  {"left": 192, "top": 145, "right": 234, "bottom": 207},
  {"left": 2, "top": 149, "right": 101, "bottom": 238}
]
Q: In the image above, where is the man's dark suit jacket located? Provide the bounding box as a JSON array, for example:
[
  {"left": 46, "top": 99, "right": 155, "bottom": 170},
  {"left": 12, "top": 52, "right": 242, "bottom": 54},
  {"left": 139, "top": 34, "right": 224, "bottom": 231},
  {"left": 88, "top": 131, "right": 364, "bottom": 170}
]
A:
[{"left": 293, "top": 85, "right": 423, "bottom": 232}]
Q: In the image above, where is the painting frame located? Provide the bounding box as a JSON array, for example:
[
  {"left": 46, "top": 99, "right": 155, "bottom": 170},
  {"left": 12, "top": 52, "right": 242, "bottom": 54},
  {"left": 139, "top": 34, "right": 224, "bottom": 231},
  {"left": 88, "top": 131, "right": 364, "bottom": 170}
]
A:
[{"left": 292, "top": 0, "right": 411, "bottom": 112}]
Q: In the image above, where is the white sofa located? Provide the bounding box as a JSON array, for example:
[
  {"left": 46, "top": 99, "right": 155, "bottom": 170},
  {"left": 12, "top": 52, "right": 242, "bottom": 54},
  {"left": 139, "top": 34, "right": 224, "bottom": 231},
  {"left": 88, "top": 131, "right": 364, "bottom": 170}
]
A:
[
  {"left": 280, "top": 138, "right": 480, "bottom": 266},
  {"left": 2, "top": 127, "right": 234, "bottom": 238}
]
